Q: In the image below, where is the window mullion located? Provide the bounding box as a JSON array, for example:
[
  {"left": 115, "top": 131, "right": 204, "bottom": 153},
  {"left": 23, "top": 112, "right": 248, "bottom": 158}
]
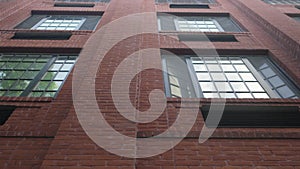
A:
[
  {"left": 162, "top": 56, "right": 171, "bottom": 97},
  {"left": 174, "top": 18, "right": 180, "bottom": 31},
  {"left": 212, "top": 19, "right": 224, "bottom": 32},
  {"left": 31, "top": 17, "right": 48, "bottom": 30},
  {"left": 20, "top": 56, "right": 56, "bottom": 97},
  {"left": 186, "top": 57, "right": 203, "bottom": 98},
  {"left": 76, "top": 17, "right": 86, "bottom": 30}
]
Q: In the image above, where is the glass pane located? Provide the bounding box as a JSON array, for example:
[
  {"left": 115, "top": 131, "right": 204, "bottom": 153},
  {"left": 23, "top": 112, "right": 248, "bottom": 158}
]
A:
[
  {"left": 21, "top": 71, "right": 39, "bottom": 79},
  {"left": 61, "top": 64, "right": 73, "bottom": 71},
  {"left": 0, "top": 62, "right": 5, "bottom": 68},
  {"left": 219, "top": 93, "right": 236, "bottom": 98},
  {"left": 43, "top": 92, "right": 56, "bottom": 97},
  {"left": 230, "top": 82, "right": 249, "bottom": 92},
  {"left": 234, "top": 65, "right": 249, "bottom": 72},
  {"left": 236, "top": 93, "right": 253, "bottom": 98},
  {"left": 169, "top": 75, "right": 180, "bottom": 86},
  {"left": 231, "top": 60, "right": 243, "bottom": 64},
  {"left": 193, "top": 64, "right": 207, "bottom": 71},
  {"left": 47, "top": 81, "right": 62, "bottom": 91},
  {"left": 6, "top": 71, "right": 24, "bottom": 79},
  {"left": 6, "top": 91, "right": 22, "bottom": 97},
  {"left": 239, "top": 73, "right": 256, "bottom": 81},
  {"left": 30, "top": 63, "right": 46, "bottom": 70},
  {"left": 261, "top": 68, "right": 276, "bottom": 78},
  {"left": 11, "top": 80, "right": 30, "bottom": 90},
  {"left": 253, "top": 93, "right": 269, "bottom": 99},
  {"left": 30, "top": 92, "right": 43, "bottom": 97},
  {"left": 196, "top": 73, "right": 211, "bottom": 81},
  {"left": 3, "top": 62, "right": 19, "bottom": 69},
  {"left": 246, "top": 82, "right": 265, "bottom": 92},
  {"left": 207, "top": 64, "right": 222, "bottom": 72},
  {"left": 211, "top": 73, "right": 226, "bottom": 81},
  {"left": 54, "top": 72, "right": 68, "bottom": 80},
  {"left": 0, "top": 80, "right": 15, "bottom": 89},
  {"left": 15, "top": 62, "right": 32, "bottom": 69},
  {"left": 49, "top": 64, "right": 62, "bottom": 71},
  {"left": 268, "top": 76, "right": 285, "bottom": 88},
  {"left": 277, "top": 86, "right": 295, "bottom": 98},
  {"left": 203, "top": 93, "right": 219, "bottom": 98},
  {"left": 42, "top": 72, "right": 56, "bottom": 80},
  {"left": 199, "top": 82, "right": 217, "bottom": 92},
  {"left": 0, "top": 71, "right": 7, "bottom": 79},
  {"left": 215, "top": 82, "right": 232, "bottom": 92},
  {"left": 225, "top": 73, "right": 241, "bottom": 81},
  {"left": 0, "top": 91, "right": 5, "bottom": 96},
  {"left": 221, "top": 65, "right": 235, "bottom": 72},
  {"left": 171, "top": 85, "right": 181, "bottom": 97},
  {"left": 35, "top": 81, "right": 49, "bottom": 90}
]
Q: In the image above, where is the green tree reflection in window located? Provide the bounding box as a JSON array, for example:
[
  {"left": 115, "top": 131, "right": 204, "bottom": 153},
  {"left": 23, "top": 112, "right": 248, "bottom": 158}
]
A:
[{"left": 0, "top": 54, "right": 77, "bottom": 97}]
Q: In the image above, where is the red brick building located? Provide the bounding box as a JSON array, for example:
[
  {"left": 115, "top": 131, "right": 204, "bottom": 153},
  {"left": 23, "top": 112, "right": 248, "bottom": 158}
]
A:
[{"left": 0, "top": 0, "right": 300, "bottom": 168}]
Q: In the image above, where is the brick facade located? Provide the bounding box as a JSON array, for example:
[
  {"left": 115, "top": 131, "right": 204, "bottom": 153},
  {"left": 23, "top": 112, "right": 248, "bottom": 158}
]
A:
[{"left": 0, "top": 0, "right": 299, "bottom": 168}]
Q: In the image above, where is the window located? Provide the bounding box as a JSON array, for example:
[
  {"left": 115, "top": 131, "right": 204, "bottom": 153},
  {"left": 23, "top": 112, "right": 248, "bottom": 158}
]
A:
[
  {"left": 54, "top": 0, "right": 110, "bottom": 2},
  {"left": 262, "top": 0, "right": 300, "bottom": 5},
  {"left": 162, "top": 55, "right": 300, "bottom": 99},
  {"left": 201, "top": 105, "right": 300, "bottom": 127},
  {"left": 156, "top": 0, "right": 215, "bottom": 4},
  {"left": 15, "top": 15, "right": 101, "bottom": 31},
  {"left": 54, "top": 3, "right": 95, "bottom": 7},
  {"left": 158, "top": 14, "right": 243, "bottom": 32},
  {"left": 12, "top": 32, "right": 72, "bottom": 40},
  {"left": 32, "top": 16, "right": 86, "bottom": 30},
  {"left": 0, "top": 54, "right": 77, "bottom": 97},
  {"left": 178, "top": 34, "right": 238, "bottom": 42},
  {"left": 175, "top": 18, "right": 223, "bottom": 32},
  {"left": 292, "top": 16, "right": 300, "bottom": 23},
  {"left": 169, "top": 4, "right": 210, "bottom": 8}
]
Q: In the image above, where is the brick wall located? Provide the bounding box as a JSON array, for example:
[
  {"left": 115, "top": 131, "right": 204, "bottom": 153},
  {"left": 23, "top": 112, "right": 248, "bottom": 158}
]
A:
[{"left": 0, "top": 0, "right": 299, "bottom": 168}]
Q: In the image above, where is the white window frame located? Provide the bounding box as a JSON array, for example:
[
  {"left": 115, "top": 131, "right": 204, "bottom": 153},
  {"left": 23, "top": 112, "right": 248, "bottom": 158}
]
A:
[
  {"left": 174, "top": 17, "right": 224, "bottom": 32},
  {"left": 31, "top": 16, "right": 86, "bottom": 31}
]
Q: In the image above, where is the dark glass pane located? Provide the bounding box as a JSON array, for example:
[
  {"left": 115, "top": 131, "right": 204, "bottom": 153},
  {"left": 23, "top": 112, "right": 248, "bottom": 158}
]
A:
[
  {"left": 0, "top": 80, "right": 15, "bottom": 89},
  {"left": 21, "top": 71, "right": 39, "bottom": 79},
  {"left": 0, "top": 71, "right": 10, "bottom": 79},
  {"left": 29, "top": 63, "right": 46, "bottom": 70},
  {"left": 277, "top": 86, "right": 295, "bottom": 98},
  {"left": 6, "top": 71, "right": 25, "bottom": 79},
  {"left": 3, "top": 62, "right": 19, "bottom": 69},
  {"left": 16, "top": 62, "right": 32, "bottom": 69},
  {"left": 11, "top": 80, "right": 30, "bottom": 90},
  {"left": 6, "top": 91, "right": 22, "bottom": 97}
]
